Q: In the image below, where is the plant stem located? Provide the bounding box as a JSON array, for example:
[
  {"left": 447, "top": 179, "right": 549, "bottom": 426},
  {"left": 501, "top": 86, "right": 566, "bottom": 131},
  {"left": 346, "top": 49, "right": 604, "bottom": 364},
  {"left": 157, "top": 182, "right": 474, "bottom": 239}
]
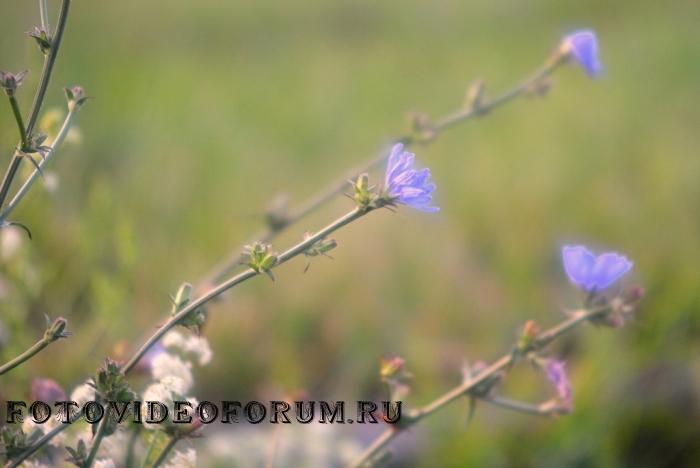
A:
[
  {"left": 0, "top": 337, "right": 49, "bottom": 376},
  {"left": 122, "top": 207, "right": 368, "bottom": 375},
  {"left": 7, "top": 96, "right": 28, "bottom": 150},
  {"left": 84, "top": 417, "right": 108, "bottom": 468},
  {"left": 199, "top": 57, "right": 562, "bottom": 288},
  {"left": 347, "top": 307, "right": 605, "bottom": 467},
  {"left": 0, "top": 0, "right": 71, "bottom": 210},
  {"left": 5, "top": 414, "right": 82, "bottom": 468},
  {"left": 40, "top": 0, "right": 50, "bottom": 31},
  {"left": 0, "top": 107, "right": 79, "bottom": 222},
  {"left": 151, "top": 436, "right": 180, "bottom": 468},
  {"left": 482, "top": 396, "right": 554, "bottom": 416}
]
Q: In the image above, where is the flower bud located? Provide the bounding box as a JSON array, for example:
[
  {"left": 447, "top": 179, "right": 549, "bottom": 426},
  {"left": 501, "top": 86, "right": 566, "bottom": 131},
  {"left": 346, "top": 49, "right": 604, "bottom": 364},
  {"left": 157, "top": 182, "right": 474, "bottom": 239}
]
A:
[
  {"left": 351, "top": 173, "right": 375, "bottom": 209},
  {"left": 265, "top": 193, "right": 290, "bottom": 232},
  {"left": 407, "top": 112, "right": 436, "bottom": 143},
  {"left": 44, "top": 316, "right": 70, "bottom": 342},
  {"left": 64, "top": 86, "right": 88, "bottom": 111},
  {"left": 242, "top": 241, "right": 278, "bottom": 281},
  {"left": 465, "top": 79, "right": 486, "bottom": 112},
  {"left": 0, "top": 70, "right": 28, "bottom": 97},
  {"left": 517, "top": 320, "right": 540, "bottom": 352},
  {"left": 27, "top": 26, "right": 52, "bottom": 54},
  {"left": 170, "top": 283, "right": 208, "bottom": 334},
  {"left": 380, "top": 356, "right": 412, "bottom": 401}
]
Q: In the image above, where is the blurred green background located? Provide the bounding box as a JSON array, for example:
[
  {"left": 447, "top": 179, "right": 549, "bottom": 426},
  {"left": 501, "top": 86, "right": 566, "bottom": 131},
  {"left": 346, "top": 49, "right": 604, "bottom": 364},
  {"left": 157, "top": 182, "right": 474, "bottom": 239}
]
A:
[{"left": 1, "top": 0, "right": 700, "bottom": 466}]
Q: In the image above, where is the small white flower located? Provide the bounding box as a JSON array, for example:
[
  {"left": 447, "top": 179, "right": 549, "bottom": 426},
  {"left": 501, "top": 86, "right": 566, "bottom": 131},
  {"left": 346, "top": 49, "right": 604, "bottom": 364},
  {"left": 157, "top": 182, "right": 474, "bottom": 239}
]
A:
[
  {"left": 163, "top": 330, "right": 213, "bottom": 366},
  {"left": 22, "top": 418, "right": 66, "bottom": 448},
  {"left": 0, "top": 228, "right": 23, "bottom": 260},
  {"left": 70, "top": 381, "right": 95, "bottom": 407},
  {"left": 151, "top": 353, "right": 193, "bottom": 393},
  {"left": 93, "top": 459, "right": 116, "bottom": 468},
  {"left": 22, "top": 461, "right": 52, "bottom": 468},
  {"left": 141, "top": 382, "right": 197, "bottom": 430},
  {"left": 163, "top": 448, "right": 197, "bottom": 468}
]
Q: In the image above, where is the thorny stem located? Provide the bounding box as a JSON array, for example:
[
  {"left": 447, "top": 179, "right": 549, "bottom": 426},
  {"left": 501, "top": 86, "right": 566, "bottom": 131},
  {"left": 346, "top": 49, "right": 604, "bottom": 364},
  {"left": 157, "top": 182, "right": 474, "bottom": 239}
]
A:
[
  {"left": 0, "top": 107, "right": 80, "bottom": 222},
  {"left": 0, "top": 337, "right": 49, "bottom": 376},
  {"left": 347, "top": 308, "right": 605, "bottom": 468},
  {"left": 0, "top": 0, "right": 71, "bottom": 210},
  {"left": 199, "top": 55, "right": 563, "bottom": 288},
  {"left": 151, "top": 436, "right": 180, "bottom": 468},
  {"left": 122, "top": 207, "right": 368, "bottom": 374}
]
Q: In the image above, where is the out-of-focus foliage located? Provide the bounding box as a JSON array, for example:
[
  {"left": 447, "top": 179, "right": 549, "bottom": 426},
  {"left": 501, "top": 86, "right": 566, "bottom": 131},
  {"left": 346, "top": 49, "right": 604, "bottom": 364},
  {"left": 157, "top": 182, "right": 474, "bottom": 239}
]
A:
[{"left": 1, "top": 0, "right": 699, "bottom": 466}]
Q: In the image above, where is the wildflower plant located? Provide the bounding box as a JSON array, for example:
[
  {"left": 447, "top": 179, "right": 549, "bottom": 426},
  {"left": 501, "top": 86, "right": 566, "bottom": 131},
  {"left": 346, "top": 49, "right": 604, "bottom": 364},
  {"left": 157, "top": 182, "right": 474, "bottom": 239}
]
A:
[{"left": 0, "top": 5, "right": 645, "bottom": 468}]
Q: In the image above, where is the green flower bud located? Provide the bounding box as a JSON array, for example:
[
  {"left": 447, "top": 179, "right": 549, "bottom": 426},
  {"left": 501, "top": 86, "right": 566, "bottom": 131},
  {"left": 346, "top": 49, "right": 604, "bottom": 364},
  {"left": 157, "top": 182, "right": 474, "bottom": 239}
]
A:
[
  {"left": 243, "top": 241, "right": 278, "bottom": 281},
  {"left": 44, "top": 316, "right": 70, "bottom": 342}
]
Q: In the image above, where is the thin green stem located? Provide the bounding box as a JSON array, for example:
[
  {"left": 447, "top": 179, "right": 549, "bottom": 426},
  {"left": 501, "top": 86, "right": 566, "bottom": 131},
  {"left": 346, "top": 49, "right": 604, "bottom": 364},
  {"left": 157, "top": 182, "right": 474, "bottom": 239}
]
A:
[
  {"left": 140, "top": 432, "right": 159, "bottom": 468},
  {"left": 84, "top": 417, "right": 108, "bottom": 468},
  {"left": 0, "top": 337, "right": 49, "bottom": 376},
  {"left": 122, "top": 207, "right": 368, "bottom": 375},
  {"left": 0, "top": 107, "right": 79, "bottom": 222},
  {"left": 150, "top": 436, "right": 180, "bottom": 468},
  {"left": 125, "top": 426, "right": 141, "bottom": 468},
  {"left": 40, "top": 0, "right": 50, "bottom": 31},
  {"left": 7, "top": 96, "right": 28, "bottom": 149},
  {"left": 482, "top": 396, "right": 554, "bottom": 416},
  {"left": 199, "top": 56, "right": 563, "bottom": 287},
  {"left": 347, "top": 307, "right": 604, "bottom": 467},
  {"left": 0, "top": 0, "right": 71, "bottom": 210}
]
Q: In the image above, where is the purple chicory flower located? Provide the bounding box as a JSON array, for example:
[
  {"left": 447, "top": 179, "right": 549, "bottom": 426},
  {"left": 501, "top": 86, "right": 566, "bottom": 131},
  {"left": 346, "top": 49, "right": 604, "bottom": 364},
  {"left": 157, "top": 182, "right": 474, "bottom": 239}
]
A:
[
  {"left": 545, "top": 359, "right": 572, "bottom": 409},
  {"left": 562, "top": 245, "right": 633, "bottom": 292},
  {"left": 383, "top": 143, "right": 438, "bottom": 212},
  {"left": 560, "top": 30, "right": 603, "bottom": 77}
]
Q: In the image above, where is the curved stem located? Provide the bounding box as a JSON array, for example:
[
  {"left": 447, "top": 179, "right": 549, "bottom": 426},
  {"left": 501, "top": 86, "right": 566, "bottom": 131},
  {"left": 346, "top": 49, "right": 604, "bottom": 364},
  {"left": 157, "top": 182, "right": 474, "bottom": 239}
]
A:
[
  {"left": 0, "top": 337, "right": 49, "bottom": 376},
  {"left": 482, "top": 395, "right": 555, "bottom": 416},
  {"left": 0, "top": 0, "right": 71, "bottom": 210},
  {"left": 199, "top": 57, "right": 562, "bottom": 287},
  {"left": 347, "top": 308, "right": 604, "bottom": 467},
  {"left": 122, "top": 207, "right": 368, "bottom": 375}
]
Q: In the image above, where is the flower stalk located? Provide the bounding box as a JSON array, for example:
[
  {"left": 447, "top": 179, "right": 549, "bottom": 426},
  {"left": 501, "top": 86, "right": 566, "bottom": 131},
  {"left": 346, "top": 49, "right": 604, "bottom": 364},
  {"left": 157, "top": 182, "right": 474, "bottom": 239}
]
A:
[
  {"left": 0, "top": 0, "right": 71, "bottom": 211},
  {"left": 347, "top": 306, "right": 608, "bottom": 468},
  {"left": 0, "top": 317, "right": 69, "bottom": 377},
  {"left": 198, "top": 51, "right": 567, "bottom": 288},
  {"left": 122, "top": 207, "right": 369, "bottom": 375},
  {"left": 0, "top": 104, "right": 82, "bottom": 223}
]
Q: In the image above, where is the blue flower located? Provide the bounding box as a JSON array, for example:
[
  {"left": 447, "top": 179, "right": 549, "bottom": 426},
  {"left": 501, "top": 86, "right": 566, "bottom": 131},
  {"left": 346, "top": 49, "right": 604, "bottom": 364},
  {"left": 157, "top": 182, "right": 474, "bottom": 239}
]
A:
[
  {"left": 562, "top": 245, "right": 633, "bottom": 292},
  {"left": 384, "top": 144, "right": 438, "bottom": 212},
  {"left": 561, "top": 30, "right": 603, "bottom": 77},
  {"left": 545, "top": 359, "right": 572, "bottom": 409}
]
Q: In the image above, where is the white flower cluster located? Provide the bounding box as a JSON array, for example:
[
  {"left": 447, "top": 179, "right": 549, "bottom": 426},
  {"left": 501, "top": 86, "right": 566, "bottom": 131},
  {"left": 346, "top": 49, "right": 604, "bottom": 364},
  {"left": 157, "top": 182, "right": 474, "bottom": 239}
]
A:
[{"left": 141, "top": 330, "right": 212, "bottom": 431}]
